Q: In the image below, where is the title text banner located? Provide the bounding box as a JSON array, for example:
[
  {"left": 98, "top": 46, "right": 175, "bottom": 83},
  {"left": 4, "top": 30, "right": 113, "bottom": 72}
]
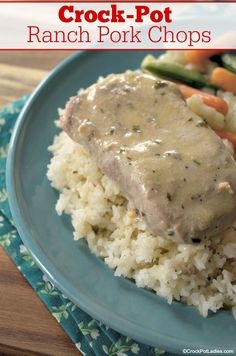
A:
[{"left": 0, "top": 2, "right": 235, "bottom": 49}]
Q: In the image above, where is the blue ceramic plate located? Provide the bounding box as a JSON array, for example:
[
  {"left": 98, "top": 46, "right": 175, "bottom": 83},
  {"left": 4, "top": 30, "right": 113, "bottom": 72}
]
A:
[{"left": 6, "top": 51, "right": 236, "bottom": 354}]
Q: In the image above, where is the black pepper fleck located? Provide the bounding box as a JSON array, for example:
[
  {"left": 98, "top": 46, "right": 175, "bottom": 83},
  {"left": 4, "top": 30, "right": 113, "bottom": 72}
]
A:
[
  {"left": 132, "top": 125, "right": 141, "bottom": 133},
  {"left": 196, "top": 121, "right": 208, "bottom": 128},
  {"left": 167, "top": 192, "right": 172, "bottom": 201},
  {"left": 154, "top": 81, "right": 167, "bottom": 89},
  {"left": 92, "top": 226, "right": 99, "bottom": 234},
  {"left": 88, "top": 132, "right": 95, "bottom": 142},
  {"left": 119, "top": 148, "right": 126, "bottom": 154},
  {"left": 192, "top": 238, "right": 201, "bottom": 243}
]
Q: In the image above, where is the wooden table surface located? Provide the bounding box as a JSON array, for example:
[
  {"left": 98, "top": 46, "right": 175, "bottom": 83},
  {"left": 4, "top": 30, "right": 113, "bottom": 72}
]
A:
[{"left": 0, "top": 51, "right": 81, "bottom": 356}]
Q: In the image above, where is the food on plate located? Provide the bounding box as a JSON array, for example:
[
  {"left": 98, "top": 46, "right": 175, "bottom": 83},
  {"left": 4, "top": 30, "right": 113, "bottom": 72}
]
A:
[
  {"left": 185, "top": 49, "right": 224, "bottom": 66},
  {"left": 220, "top": 53, "right": 236, "bottom": 74},
  {"left": 141, "top": 60, "right": 215, "bottom": 89},
  {"left": 177, "top": 84, "right": 228, "bottom": 115},
  {"left": 47, "top": 50, "right": 236, "bottom": 317},
  {"left": 211, "top": 67, "right": 236, "bottom": 95},
  {"left": 61, "top": 72, "right": 236, "bottom": 244},
  {"left": 216, "top": 130, "right": 236, "bottom": 149},
  {"left": 142, "top": 51, "right": 236, "bottom": 137}
]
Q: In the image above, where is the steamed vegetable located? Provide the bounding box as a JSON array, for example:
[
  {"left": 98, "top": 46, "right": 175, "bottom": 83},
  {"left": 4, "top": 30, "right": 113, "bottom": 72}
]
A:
[
  {"left": 221, "top": 53, "right": 236, "bottom": 74},
  {"left": 143, "top": 61, "right": 217, "bottom": 90},
  {"left": 185, "top": 50, "right": 224, "bottom": 66},
  {"left": 187, "top": 95, "right": 225, "bottom": 130},
  {"left": 215, "top": 130, "right": 236, "bottom": 149},
  {"left": 178, "top": 84, "right": 228, "bottom": 115},
  {"left": 211, "top": 67, "right": 236, "bottom": 95}
]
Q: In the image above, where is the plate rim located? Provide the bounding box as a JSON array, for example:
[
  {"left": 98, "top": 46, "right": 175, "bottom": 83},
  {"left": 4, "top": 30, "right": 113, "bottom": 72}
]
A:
[{"left": 5, "top": 50, "right": 235, "bottom": 354}]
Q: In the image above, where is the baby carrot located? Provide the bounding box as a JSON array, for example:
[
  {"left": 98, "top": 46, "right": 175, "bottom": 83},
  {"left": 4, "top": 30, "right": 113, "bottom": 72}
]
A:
[
  {"left": 185, "top": 50, "right": 224, "bottom": 66},
  {"left": 211, "top": 67, "right": 236, "bottom": 95},
  {"left": 177, "top": 84, "right": 228, "bottom": 116},
  {"left": 215, "top": 130, "right": 236, "bottom": 149}
]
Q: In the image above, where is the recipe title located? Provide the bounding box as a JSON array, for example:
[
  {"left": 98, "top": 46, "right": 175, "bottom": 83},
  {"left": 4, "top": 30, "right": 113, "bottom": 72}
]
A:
[{"left": 26, "top": 4, "right": 212, "bottom": 47}]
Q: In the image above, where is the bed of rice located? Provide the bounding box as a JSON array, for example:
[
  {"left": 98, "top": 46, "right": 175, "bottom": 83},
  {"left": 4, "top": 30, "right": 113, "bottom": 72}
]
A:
[{"left": 47, "top": 130, "right": 236, "bottom": 318}]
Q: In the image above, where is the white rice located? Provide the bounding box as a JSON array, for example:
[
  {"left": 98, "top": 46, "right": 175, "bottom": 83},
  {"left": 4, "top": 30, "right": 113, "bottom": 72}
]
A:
[{"left": 47, "top": 131, "right": 236, "bottom": 317}]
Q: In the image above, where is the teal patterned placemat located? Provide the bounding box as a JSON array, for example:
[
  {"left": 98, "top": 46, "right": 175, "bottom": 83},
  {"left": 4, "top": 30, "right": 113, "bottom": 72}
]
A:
[{"left": 0, "top": 97, "right": 171, "bottom": 356}]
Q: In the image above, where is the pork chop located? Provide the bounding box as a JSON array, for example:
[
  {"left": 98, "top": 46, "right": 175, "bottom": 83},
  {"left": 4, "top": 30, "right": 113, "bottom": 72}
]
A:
[{"left": 61, "top": 72, "right": 236, "bottom": 243}]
